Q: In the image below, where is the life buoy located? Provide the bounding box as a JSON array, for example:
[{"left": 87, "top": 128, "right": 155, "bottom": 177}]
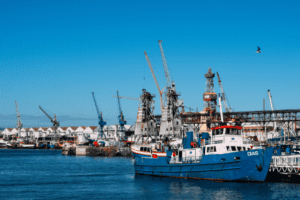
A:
[
  {"left": 190, "top": 142, "right": 197, "bottom": 148},
  {"left": 172, "top": 151, "right": 176, "bottom": 157}
]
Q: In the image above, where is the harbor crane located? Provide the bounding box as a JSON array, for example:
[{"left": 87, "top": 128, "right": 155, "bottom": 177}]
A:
[
  {"left": 144, "top": 51, "right": 166, "bottom": 113},
  {"left": 216, "top": 72, "right": 231, "bottom": 112},
  {"left": 117, "top": 91, "right": 127, "bottom": 140},
  {"left": 157, "top": 40, "right": 183, "bottom": 137},
  {"left": 39, "top": 106, "right": 60, "bottom": 136},
  {"left": 15, "top": 100, "right": 23, "bottom": 138},
  {"left": 92, "top": 92, "right": 107, "bottom": 138}
]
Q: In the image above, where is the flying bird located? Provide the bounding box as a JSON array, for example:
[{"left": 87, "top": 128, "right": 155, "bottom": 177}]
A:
[{"left": 256, "top": 46, "right": 261, "bottom": 53}]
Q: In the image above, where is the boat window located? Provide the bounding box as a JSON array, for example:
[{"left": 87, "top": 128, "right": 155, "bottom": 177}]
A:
[
  {"left": 210, "top": 147, "right": 214, "bottom": 152},
  {"left": 226, "top": 146, "right": 231, "bottom": 151},
  {"left": 166, "top": 128, "right": 168, "bottom": 131},
  {"left": 214, "top": 146, "right": 217, "bottom": 152},
  {"left": 174, "top": 128, "right": 176, "bottom": 131},
  {"left": 151, "top": 122, "right": 153, "bottom": 126},
  {"left": 243, "top": 147, "right": 246, "bottom": 151},
  {"left": 231, "top": 146, "right": 236, "bottom": 151},
  {"left": 225, "top": 129, "right": 231, "bottom": 134},
  {"left": 145, "top": 128, "right": 147, "bottom": 131},
  {"left": 176, "top": 122, "right": 179, "bottom": 125},
  {"left": 207, "top": 147, "right": 210, "bottom": 152},
  {"left": 148, "top": 128, "right": 150, "bottom": 131},
  {"left": 216, "top": 129, "right": 222, "bottom": 135},
  {"left": 148, "top": 148, "right": 151, "bottom": 152},
  {"left": 237, "top": 130, "right": 241, "bottom": 135},
  {"left": 140, "top": 147, "right": 143, "bottom": 151},
  {"left": 232, "top": 129, "right": 238, "bottom": 135},
  {"left": 237, "top": 146, "right": 242, "bottom": 151},
  {"left": 170, "top": 127, "right": 172, "bottom": 131}
]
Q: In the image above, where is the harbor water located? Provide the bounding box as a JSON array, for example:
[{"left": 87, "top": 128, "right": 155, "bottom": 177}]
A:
[{"left": 1, "top": 150, "right": 300, "bottom": 200}]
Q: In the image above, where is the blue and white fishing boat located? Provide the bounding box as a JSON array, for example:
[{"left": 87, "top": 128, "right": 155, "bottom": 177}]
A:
[
  {"left": 132, "top": 95, "right": 274, "bottom": 182},
  {"left": 132, "top": 124, "right": 273, "bottom": 182}
]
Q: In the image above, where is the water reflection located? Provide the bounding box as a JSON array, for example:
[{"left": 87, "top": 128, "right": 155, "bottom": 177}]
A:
[{"left": 133, "top": 175, "right": 300, "bottom": 200}]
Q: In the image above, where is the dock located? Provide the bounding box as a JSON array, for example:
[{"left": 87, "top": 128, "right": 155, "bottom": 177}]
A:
[{"left": 62, "top": 146, "right": 132, "bottom": 157}]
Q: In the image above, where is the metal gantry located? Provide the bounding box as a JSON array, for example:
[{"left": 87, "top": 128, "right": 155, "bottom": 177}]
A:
[
  {"left": 140, "top": 89, "right": 156, "bottom": 123},
  {"left": 180, "top": 109, "right": 300, "bottom": 123},
  {"left": 92, "top": 92, "right": 107, "bottom": 138},
  {"left": 203, "top": 68, "right": 217, "bottom": 112}
]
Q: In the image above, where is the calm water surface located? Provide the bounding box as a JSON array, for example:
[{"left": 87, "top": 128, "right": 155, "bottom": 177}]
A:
[{"left": 0, "top": 149, "right": 299, "bottom": 200}]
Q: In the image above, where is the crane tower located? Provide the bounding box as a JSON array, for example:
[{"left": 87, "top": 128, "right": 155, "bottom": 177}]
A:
[
  {"left": 203, "top": 68, "right": 217, "bottom": 112},
  {"left": 134, "top": 89, "right": 157, "bottom": 139}
]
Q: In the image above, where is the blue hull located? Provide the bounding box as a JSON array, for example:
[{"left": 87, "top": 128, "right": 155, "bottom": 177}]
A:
[
  {"left": 133, "top": 147, "right": 273, "bottom": 182},
  {"left": 47, "top": 144, "right": 55, "bottom": 149}
]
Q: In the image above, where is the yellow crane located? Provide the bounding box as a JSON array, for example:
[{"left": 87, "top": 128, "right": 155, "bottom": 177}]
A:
[{"left": 144, "top": 51, "right": 166, "bottom": 113}]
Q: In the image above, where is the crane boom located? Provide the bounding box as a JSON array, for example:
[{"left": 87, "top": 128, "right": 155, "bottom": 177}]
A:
[
  {"left": 111, "top": 95, "right": 139, "bottom": 100},
  {"left": 39, "top": 106, "right": 53, "bottom": 122},
  {"left": 158, "top": 40, "right": 171, "bottom": 87},
  {"left": 117, "top": 91, "right": 122, "bottom": 116},
  {"left": 92, "top": 92, "right": 100, "bottom": 116},
  {"left": 216, "top": 72, "right": 231, "bottom": 112},
  {"left": 144, "top": 51, "right": 165, "bottom": 113}
]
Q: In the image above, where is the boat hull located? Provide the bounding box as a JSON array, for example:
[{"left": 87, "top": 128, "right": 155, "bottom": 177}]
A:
[{"left": 133, "top": 147, "right": 273, "bottom": 182}]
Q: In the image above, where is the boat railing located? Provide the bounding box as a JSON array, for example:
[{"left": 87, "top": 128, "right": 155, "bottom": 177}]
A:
[
  {"left": 170, "top": 156, "right": 203, "bottom": 164},
  {"left": 271, "top": 155, "right": 300, "bottom": 167}
]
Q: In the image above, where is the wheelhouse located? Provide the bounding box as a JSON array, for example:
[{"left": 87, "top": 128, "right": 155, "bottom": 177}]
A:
[{"left": 211, "top": 125, "right": 242, "bottom": 136}]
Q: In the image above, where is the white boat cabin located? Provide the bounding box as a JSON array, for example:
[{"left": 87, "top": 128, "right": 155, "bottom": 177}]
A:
[{"left": 170, "top": 125, "right": 251, "bottom": 164}]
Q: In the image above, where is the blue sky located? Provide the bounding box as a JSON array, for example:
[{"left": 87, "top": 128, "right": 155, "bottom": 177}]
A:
[{"left": 1, "top": 0, "right": 299, "bottom": 128}]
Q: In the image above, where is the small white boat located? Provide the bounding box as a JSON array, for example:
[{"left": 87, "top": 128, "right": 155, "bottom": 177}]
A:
[
  {"left": 0, "top": 139, "right": 8, "bottom": 148},
  {"left": 20, "top": 144, "right": 35, "bottom": 149}
]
